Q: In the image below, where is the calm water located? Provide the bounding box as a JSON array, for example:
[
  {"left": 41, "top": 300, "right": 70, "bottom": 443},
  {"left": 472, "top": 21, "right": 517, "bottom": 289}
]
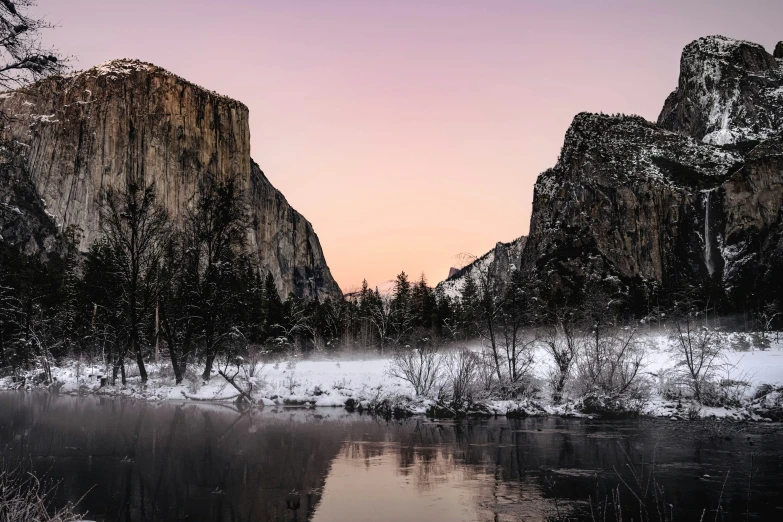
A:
[{"left": 0, "top": 393, "right": 781, "bottom": 521}]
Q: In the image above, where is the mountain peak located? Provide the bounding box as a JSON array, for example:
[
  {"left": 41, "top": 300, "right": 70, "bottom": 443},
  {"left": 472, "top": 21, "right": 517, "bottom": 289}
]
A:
[
  {"left": 658, "top": 35, "right": 782, "bottom": 145},
  {"left": 59, "top": 58, "right": 249, "bottom": 111},
  {"left": 685, "top": 35, "right": 768, "bottom": 60}
]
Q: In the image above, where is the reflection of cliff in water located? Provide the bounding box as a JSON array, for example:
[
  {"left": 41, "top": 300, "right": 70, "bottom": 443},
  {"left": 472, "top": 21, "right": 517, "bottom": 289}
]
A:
[
  {"left": 0, "top": 394, "right": 346, "bottom": 521},
  {"left": 1, "top": 395, "right": 781, "bottom": 522}
]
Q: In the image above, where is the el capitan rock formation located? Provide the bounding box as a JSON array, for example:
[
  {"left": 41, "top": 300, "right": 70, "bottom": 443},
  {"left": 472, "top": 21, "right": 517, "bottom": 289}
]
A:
[{"left": 0, "top": 60, "right": 341, "bottom": 300}]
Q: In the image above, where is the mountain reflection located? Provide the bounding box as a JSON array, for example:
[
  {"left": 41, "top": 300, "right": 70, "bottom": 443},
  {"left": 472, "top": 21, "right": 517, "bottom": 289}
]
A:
[{"left": 0, "top": 394, "right": 779, "bottom": 522}]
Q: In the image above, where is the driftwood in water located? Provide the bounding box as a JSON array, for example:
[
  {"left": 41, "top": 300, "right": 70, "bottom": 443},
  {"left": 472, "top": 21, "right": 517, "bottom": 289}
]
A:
[{"left": 180, "top": 390, "right": 241, "bottom": 402}]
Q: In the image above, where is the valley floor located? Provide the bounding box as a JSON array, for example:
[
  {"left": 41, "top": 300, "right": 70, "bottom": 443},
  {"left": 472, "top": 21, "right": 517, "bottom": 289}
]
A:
[{"left": 2, "top": 332, "right": 783, "bottom": 421}]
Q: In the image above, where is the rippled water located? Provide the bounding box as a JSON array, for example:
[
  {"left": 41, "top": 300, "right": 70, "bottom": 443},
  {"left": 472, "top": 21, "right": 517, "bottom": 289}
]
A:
[{"left": 0, "top": 393, "right": 781, "bottom": 521}]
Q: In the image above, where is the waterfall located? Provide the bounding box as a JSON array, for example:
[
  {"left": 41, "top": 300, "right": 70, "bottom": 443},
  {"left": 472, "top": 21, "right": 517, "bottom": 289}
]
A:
[{"left": 704, "top": 190, "right": 714, "bottom": 276}]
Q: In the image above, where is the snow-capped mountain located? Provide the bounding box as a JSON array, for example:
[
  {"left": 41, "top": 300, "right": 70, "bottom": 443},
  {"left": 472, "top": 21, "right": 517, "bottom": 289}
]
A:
[{"left": 437, "top": 236, "right": 526, "bottom": 299}]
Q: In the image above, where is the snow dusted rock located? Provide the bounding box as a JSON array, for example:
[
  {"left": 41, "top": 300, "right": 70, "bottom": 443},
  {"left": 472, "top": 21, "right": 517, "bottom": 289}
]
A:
[
  {"left": 437, "top": 236, "right": 526, "bottom": 298},
  {"left": 517, "top": 36, "right": 783, "bottom": 309},
  {"left": 0, "top": 59, "right": 341, "bottom": 299},
  {"left": 520, "top": 112, "right": 744, "bottom": 302},
  {"left": 658, "top": 35, "right": 783, "bottom": 147}
]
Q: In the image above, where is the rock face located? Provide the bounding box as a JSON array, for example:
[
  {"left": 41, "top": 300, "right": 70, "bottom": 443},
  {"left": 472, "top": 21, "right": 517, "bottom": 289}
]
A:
[
  {"left": 658, "top": 36, "right": 783, "bottom": 147},
  {"left": 520, "top": 36, "right": 783, "bottom": 310},
  {"left": 0, "top": 146, "right": 64, "bottom": 261},
  {"left": 0, "top": 60, "right": 341, "bottom": 300},
  {"left": 437, "top": 236, "right": 526, "bottom": 298}
]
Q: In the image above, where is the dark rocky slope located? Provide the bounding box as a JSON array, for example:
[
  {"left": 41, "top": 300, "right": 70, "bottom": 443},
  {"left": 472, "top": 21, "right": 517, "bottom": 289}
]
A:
[
  {"left": 0, "top": 60, "right": 341, "bottom": 300},
  {"left": 520, "top": 36, "right": 783, "bottom": 310}
]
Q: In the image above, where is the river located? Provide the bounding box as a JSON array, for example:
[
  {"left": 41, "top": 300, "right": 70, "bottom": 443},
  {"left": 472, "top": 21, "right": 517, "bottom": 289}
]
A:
[{"left": 0, "top": 393, "right": 781, "bottom": 521}]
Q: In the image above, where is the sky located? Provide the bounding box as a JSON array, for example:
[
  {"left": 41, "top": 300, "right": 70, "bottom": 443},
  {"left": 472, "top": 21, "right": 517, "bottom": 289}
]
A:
[{"left": 31, "top": 0, "right": 783, "bottom": 292}]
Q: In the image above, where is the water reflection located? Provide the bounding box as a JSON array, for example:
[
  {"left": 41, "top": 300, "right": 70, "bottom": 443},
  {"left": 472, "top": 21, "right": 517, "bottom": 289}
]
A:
[{"left": 0, "top": 393, "right": 780, "bottom": 521}]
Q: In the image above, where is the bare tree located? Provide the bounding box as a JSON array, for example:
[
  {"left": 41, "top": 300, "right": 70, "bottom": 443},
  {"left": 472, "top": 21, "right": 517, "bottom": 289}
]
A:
[
  {"left": 571, "top": 290, "right": 646, "bottom": 397},
  {"left": 0, "top": 0, "right": 65, "bottom": 90},
  {"left": 442, "top": 348, "right": 481, "bottom": 408},
  {"left": 100, "top": 181, "right": 171, "bottom": 384},
  {"left": 541, "top": 313, "right": 580, "bottom": 404},
  {"left": 575, "top": 326, "right": 646, "bottom": 397},
  {"left": 470, "top": 256, "right": 504, "bottom": 381},
  {"left": 669, "top": 306, "right": 725, "bottom": 402},
  {"left": 497, "top": 270, "right": 537, "bottom": 391},
  {"left": 469, "top": 260, "right": 537, "bottom": 394},
  {"left": 175, "top": 177, "right": 249, "bottom": 380}
]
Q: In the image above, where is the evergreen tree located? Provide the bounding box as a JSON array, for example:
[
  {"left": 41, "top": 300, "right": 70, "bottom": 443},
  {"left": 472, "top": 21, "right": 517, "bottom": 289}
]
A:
[{"left": 263, "top": 272, "right": 284, "bottom": 340}]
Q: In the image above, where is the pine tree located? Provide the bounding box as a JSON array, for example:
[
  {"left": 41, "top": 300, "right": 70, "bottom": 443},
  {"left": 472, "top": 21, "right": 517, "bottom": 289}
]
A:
[{"left": 263, "top": 272, "right": 283, "bottom": 340}]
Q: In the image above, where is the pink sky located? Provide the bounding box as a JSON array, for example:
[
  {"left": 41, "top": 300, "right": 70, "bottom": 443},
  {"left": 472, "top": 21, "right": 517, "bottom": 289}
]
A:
[{"left": 32, "top": 0, "right": 782, "bottom": 292}]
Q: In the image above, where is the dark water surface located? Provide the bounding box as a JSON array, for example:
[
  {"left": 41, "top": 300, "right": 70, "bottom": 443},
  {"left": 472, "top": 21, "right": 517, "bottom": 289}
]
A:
[{"left": 1, "top": 393, "right": 781, "bottom": 521}]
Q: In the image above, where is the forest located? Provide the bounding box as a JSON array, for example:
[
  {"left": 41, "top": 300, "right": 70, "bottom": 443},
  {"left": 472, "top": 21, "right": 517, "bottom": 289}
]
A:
[{"left": 2, "top": 176, "right": 781, "bottom": 396}]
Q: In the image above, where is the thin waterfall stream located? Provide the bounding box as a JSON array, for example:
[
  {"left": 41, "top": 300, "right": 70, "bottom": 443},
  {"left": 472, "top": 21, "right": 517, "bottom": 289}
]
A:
[{"left": 704, "top": 189, "right": 715, "bottom": 276}]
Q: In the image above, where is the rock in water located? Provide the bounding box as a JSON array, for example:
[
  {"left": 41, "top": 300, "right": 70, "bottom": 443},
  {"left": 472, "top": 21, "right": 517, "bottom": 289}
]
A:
[{"left": 0, "top": 59, "right": 341, "bottom": 300}]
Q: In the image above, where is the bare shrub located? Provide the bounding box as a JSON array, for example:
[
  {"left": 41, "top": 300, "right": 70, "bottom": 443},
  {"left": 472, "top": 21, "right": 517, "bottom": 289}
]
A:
[
  {"left": 283, "top": 371, "right": 300, "bottom": 395},
  {"left": 541, "top": 320, "right": 580, "bottom": 403},
  {"left": 243, "top": 345, "right": 268, "bottom": 378},
  {"left": 387, "top": 344, "right": 441, "bottom": 397},
  {"left": 0, "top": 460, "right": 84, "bottom": 522},
  {"left": 441, "top": 349, "right": 481, "bottom": 408},
  {"left": 574, "top": 326, "right": 647, "bottom": 397},
  {"left": 700, "top": 363, "right": 752, "bottom": 407},
  {"left": 669, "top": 310, "right": 726, "bottom": 403}
]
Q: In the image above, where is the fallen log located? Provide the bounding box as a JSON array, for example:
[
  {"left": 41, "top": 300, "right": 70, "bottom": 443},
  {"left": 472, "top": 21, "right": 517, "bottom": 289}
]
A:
[
  {"left": 217, "top": 369, "right": 258, "bottom": 405},
  {"left": 180, "top": 390, "right": 241, "bottom": 402}
]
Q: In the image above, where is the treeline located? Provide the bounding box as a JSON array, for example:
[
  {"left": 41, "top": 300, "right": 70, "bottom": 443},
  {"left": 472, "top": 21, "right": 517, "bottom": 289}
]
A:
[
  {"left": 0, "top": 176, "right": 538, "bottom": 385},
  {"left": 0, "top": 178, "right": 470, "bottom": 385},
  {"left": 2, "top": 177, "right": 782, "bottom": 387}
]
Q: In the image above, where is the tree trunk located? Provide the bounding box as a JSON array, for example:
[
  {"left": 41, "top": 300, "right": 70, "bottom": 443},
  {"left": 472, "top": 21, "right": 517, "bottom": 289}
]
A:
[
  {"left": 159, "top": 304, "right": 183, "bottom": 384},
  {"left": 201, "top": 324, "right": 215, "bottom": 380},
  {"left": 202, "top": 353, "right": 215, "bottom": 380},
  {"left": 134, "top": 333, "right": 148, "bottom": 384},
  {"left": 112, "top": 354, "right": 122, "bottom": 385}
]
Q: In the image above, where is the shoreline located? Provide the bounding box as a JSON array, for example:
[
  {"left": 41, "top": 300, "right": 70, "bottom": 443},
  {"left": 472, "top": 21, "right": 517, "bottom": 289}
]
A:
[
  {"left": 2, "top": 335, "right": 782, "bottom": 422},
  {"left": 2, "top": 378, "right": 779, "bottom": 423}
]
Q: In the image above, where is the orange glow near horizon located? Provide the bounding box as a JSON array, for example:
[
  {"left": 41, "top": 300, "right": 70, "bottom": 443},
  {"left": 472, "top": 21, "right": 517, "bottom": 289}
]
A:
[{"left": 34, "top": 0, "right": 783, "bottom": 292}]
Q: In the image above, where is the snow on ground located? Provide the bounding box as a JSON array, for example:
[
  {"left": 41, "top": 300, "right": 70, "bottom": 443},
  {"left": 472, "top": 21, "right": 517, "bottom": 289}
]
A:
[{"left": 1, "top": 332, "right": 782, "bottom": 420}]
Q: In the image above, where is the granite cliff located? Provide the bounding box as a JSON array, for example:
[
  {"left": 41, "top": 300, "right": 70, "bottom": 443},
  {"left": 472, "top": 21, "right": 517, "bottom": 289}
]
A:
[
  {"left": 437, "top": 36, "right": 783, "bottom": 312},
  {"left": 521, "top": 36, "right": 783, "bottom": 310},
  {"left": 0, "top": 60, "right": 341, "bottom": 300}
]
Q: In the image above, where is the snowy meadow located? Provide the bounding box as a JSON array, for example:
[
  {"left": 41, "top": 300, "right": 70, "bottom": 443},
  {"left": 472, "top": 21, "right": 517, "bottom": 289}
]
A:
[{"left": 5, "top": 330, "right": 781, "bottom": 422}]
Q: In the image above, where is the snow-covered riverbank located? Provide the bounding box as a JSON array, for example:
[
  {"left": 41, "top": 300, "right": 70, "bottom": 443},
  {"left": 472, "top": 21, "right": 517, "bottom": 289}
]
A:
[{"left": 3, "top": 333, "right": 783, "bottom": 421}]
